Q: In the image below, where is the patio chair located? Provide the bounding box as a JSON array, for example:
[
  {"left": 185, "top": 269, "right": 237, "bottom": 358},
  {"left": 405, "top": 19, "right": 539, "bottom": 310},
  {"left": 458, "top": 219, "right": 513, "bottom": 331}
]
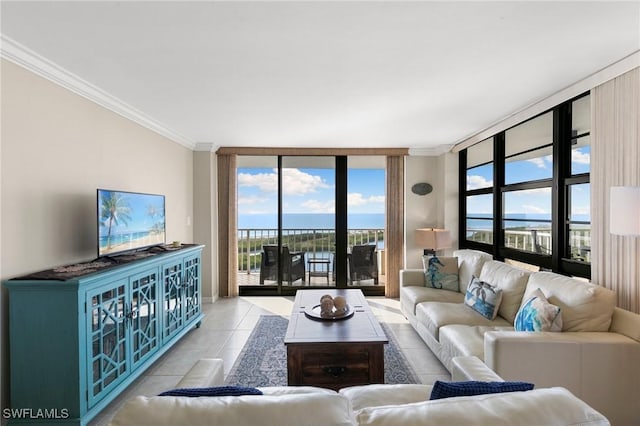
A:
[
  {"left": 349, "top": 244, "right": 378, "bottom": 285},
  {"left": 259, "top": 245, "right": 306, "bottom": 285}
]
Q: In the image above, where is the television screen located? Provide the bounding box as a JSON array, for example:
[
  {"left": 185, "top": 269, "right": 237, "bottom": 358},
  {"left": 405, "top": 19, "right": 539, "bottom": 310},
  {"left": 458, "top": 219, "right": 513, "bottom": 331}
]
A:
[{"left": 97, "top": 189, "right": 166, "bottom": 257}]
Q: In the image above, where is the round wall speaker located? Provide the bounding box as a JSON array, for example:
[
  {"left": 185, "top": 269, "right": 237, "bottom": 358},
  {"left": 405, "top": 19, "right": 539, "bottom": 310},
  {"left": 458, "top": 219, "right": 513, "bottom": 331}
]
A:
[{"left": 411, "top": 182, "right": 433, "bottom": 195}]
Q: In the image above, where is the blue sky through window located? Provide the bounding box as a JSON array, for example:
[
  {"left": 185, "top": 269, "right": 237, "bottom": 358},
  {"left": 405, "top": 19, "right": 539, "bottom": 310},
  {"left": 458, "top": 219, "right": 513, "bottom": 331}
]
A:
[
  {"left": 237, "top": 167, "right": 385, "bottom": 228},
  {"left": 467, "top": 148, "right": 590, "bottom": 222}
]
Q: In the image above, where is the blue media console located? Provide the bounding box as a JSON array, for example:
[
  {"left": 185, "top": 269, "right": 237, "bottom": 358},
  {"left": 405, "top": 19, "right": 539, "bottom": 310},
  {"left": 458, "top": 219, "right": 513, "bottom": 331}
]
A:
[{"left": 3, "top": 244, "right": 204, "bottom": 425}]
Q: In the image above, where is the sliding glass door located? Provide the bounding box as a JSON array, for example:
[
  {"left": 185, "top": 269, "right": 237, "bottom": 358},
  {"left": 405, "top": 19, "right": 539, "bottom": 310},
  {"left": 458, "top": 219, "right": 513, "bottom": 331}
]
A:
[{"left": 236, "top": 155, "right": 385, "bottom": 296}]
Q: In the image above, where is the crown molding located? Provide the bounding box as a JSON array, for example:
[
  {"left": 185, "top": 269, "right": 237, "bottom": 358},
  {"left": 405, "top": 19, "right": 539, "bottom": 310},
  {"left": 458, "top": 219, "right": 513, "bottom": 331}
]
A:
[
  {"left": 194, "top": 142, "right": 217, "bottom": 152},
  {"left": 408, "top": 145, "right": 454, "bottom": 156},
  {"left": 0, "top": 34, "right": 196, "bottom": 150}
]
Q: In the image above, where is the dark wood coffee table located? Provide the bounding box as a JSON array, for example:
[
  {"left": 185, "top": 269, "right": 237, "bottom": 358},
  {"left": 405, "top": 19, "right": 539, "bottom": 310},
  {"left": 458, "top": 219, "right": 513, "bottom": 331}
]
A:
[{"left": 284, "top": 289, "right": 388, "bottom": 390}]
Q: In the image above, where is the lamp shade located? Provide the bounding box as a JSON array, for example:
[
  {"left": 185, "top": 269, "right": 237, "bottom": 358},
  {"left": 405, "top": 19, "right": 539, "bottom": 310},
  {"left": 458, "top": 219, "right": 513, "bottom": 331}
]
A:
[
  {"left": 415, "top": 228, "right": 452, "bottom": 250},
  {"left": 610, "top": 186, "right": 640, "bottom": 236}
]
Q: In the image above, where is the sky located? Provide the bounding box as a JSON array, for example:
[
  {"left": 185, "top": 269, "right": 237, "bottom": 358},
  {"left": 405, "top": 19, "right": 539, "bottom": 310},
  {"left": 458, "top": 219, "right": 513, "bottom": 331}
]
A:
[
  {"left": 466, "top": 146, "right": 591, "bottom": 221},
  {"left": 236, "top": 143, "right": 590, "bottom": 223},
  {"left": 237, "top": 167, "right": 385, "bottom": 215}
]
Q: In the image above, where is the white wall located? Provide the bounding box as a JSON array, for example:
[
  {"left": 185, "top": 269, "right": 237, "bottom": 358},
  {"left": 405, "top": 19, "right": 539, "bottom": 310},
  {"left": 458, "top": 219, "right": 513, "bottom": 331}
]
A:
[
  {"left": 1, "top": 60, "right": 194, "bottom": 277},
  {"left": 0, "top": 59, "right": 195, "bottom": 408},
  {"left": 193, "top": 150, "right": 218, "bottom": 301},
  {"left": 403, "top": 153, "right": 459, "bottom": 270}
]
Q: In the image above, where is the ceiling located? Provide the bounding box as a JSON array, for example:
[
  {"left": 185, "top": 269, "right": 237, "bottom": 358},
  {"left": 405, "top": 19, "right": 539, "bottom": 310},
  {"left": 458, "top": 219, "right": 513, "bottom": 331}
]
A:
[{"left": 1, "top": 1, "right": 639, "bottom": 152}]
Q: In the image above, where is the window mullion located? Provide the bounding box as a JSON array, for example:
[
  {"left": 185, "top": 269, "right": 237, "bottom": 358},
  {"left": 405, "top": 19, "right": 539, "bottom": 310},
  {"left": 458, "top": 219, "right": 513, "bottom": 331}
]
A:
[{"left": 494, "top": 133, "right": 505, "bottom": 260}]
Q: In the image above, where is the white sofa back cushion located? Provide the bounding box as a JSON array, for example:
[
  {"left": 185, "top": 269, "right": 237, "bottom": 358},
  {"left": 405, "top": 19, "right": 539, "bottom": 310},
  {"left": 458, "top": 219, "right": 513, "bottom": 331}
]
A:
[
  {"left": 525, "top": 272, "right": 616, "bottom": 332},
  {"left": 354, "top": 387, "right": 609, "bottom": 426},
  {"left": 340, "top": 384, "right": 432, "bottom": 412},
  {"left": 479, "top": 261, "right": 531, "bottom": 324},
  {"left": 454, "top": 249, "right": 493, "bottom": 290},
  {"left": 108, "top": 393, "right": 355, "bottom": 426}
]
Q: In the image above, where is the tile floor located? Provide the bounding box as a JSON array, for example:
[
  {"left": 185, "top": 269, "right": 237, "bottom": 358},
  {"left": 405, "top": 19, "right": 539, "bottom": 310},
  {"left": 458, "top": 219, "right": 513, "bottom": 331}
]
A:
[{"left": 90, "top": 296, "right": 450, "bottom": 425}]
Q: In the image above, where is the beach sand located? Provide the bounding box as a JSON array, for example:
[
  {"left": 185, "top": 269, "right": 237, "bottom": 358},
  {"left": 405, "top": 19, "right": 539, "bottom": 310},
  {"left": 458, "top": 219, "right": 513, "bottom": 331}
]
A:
[{"left": 101, "top": 232, "right": 166, "bottom": 255}]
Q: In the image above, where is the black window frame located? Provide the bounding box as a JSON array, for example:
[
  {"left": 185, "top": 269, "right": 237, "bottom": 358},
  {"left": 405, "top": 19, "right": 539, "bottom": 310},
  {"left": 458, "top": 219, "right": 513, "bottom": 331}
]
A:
[{"left": 459, "top": 92, "right": 591, "bottom": 279}]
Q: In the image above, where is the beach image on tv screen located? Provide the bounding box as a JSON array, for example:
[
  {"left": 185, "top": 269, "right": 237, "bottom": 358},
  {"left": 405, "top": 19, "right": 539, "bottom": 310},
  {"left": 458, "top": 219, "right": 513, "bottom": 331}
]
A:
[{"left": 98, "top": 190, "right": 166, "bottom": 256}]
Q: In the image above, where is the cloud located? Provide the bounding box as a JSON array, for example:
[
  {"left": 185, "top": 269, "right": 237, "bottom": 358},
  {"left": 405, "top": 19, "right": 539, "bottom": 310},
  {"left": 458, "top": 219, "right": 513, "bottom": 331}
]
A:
[
  {"left": 522, "top": 204, "right": 547, "bottom": 214},
  {"left": 238, "top": 171, "right": 278, "bottom": 193},
  {"left": 302, "top": 199, "right": 335, "bottom": 213},
  {"left": 238, "top": 195, "right": 270, "bottom": 206},
  {"left": 524, "top": 154, "right": 552, "bottom": 169},
  {"left": 238, "top": 168, "right": 330, "bottom": 196},
  {"left": 467, "top": 175, "right": 493, "bottom": 190},
  {"left": 572, "top": 149, "right": 590, "bottom": 165},
  {"left": 348, "top": 192, "right": 385, "bottom": 206}
]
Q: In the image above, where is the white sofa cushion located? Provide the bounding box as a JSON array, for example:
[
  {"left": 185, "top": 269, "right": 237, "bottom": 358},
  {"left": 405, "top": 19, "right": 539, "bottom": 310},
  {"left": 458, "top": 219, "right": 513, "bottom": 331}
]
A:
[
  {"left": 525, "top": 272, "right": 616, "bottom": 332},
  {"left": 108, "top": 392, "right": 355, "bottom": 426},
  {"left": 439, "top": 325, "right": 513, "bottom": 370},
  {"left": 354, "top": 387, "right": 609, "bottom": 426},
  {"left": 454, "top": 249, "right": 493, "bottom": 290},
  {"left": 479, "top": 261, "right": 531, "bottom": 324},
  {"left": 340, "top": 384, "right": 432, "bottom": 411},
  {"left": 402, "top": 286, "right": 465, "bottom": 315},
  {"left": 416, "top": 302, "right": 511, "bottom": 340}
]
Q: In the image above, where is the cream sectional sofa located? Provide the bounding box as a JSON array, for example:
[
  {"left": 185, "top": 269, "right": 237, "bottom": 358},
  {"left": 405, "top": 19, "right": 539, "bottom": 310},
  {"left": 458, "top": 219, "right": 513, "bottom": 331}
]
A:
[
  {"left": 109, "top": 357, "right": 609, "bottom": 426},
  {"left": 400, "top": 249, "right": 640, "bottom": 426}
]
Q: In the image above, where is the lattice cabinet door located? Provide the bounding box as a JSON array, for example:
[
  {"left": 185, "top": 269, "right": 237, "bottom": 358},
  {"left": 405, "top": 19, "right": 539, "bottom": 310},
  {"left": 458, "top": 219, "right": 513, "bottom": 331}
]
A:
[
  {"left": 183, "top": 254, "right": 201, "bottom": 324},
  {"left": 130, "top": 269, "right": 161, "bottom": 370},
  {"left": 162, "top": 260, "right": 185, "bottom": 341},
  {"left": 86, "top": 279, "right": 129, "bottom": 408}
]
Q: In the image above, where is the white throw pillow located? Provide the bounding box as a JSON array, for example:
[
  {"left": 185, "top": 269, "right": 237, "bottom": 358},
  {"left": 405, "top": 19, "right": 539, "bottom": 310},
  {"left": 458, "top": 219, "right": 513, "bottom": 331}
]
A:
[
  {"left": 422, "top": 256, "right": 459, "bottom": 292},
  {"left": 464, "top": 276, "right": 503, "bottom": 320},
  {"left": 514, "top": 288, "right": 563, "bottom": 332}
]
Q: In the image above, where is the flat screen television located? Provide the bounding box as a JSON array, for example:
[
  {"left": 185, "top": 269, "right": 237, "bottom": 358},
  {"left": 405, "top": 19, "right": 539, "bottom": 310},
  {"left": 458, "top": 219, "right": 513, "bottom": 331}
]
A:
[{"left": 97, "top": 189, "right": 166, "bottom": 257}]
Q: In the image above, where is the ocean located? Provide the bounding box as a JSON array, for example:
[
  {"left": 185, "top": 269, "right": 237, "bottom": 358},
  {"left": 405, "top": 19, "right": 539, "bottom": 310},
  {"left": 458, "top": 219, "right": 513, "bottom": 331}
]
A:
[
  {"left": 238, "top": 213, "right": 385, "bottom": 230},
  {"left": 468, "top": 213, "right": 590, "bottom": 230}
]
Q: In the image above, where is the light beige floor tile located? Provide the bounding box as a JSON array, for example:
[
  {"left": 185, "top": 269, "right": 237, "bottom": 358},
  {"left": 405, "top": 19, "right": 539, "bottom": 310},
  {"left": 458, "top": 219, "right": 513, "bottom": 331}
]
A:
[
  {"left": 401, "top": 347, "right": 449, "bottom": 375},
  {"left": 92, "top": 294, "right": 455, "bottom": 426},
  {"left": 224, "top": 329, "right": 254, "bottom": 349}
]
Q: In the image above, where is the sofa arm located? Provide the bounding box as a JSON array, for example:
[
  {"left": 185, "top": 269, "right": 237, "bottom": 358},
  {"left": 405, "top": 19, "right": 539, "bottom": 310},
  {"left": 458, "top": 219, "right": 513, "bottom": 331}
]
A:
[
  {"left": 484, "top": 331, "right": 640, "bottom": 426},
  {"left": 451, "top": 356, "right": 503, "bottom": 382},
  {"left": 400, "top": 269, "right": 424, "bottom": 287}
]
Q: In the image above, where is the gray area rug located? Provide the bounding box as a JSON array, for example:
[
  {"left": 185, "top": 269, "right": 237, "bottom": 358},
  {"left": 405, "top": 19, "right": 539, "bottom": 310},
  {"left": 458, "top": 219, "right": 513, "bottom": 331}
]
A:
[{"left": 225, "top": 315, "right": 421, "bottom": 387}]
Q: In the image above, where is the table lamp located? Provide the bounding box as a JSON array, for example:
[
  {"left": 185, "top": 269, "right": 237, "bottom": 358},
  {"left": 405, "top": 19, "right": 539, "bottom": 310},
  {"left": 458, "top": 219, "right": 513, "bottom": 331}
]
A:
[{"left": 415, "top": 228, "right": 452, "bottom": 257}]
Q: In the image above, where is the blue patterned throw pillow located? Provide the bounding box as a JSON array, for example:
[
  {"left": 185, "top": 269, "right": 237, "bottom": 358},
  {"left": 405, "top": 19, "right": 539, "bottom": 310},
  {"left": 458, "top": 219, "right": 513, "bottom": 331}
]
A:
[
  {"left": 158, "top": 386, "right": 263, "bottom": 397},
  {"left": 464, "top": 276, "right": 503, "bottom": 320},
  {"left": 429, "top": 380, "right": 534, "bottom": 400},
  {"left": 514, "top": 288, "right": 563, "bottom": 332},
  {"left": 422, "top": 256, "right": 459, "bottom": 292}
]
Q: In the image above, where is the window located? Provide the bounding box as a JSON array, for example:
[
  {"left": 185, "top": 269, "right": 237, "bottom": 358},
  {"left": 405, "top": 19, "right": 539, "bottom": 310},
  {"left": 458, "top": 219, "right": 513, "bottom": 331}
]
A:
[
  {"left": 460, "top": 93, "right": 591, "bottom": 279},
  {"left": 464, "top": 138, "right": 494, "bottom": 246},
  {"left": 503, "top": 188, "right": 552, "bottom": 254},
  {"left": 466, "top": 194, "right": 493, "bottom": 244},
  {"left": 504, "top": 112, "right": 553, "bottom": 185},
  {"left": 571, "top": 95, "right": 591, "bottom": 176},
  {"left": 568, "top": 183, "right": 590, "bottom": 262},
  {"left": 566, "top": 95, "right": 591, "bottom": 266}
]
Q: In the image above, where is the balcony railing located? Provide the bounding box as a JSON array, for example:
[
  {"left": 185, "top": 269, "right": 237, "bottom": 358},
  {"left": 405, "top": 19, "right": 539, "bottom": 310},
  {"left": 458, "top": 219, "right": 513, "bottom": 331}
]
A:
[
  {"left": 237, "top": 228, "right": 384, "bottom": 274},
  {"left": 467, "top": 228, "right": 591, "bottom": 262}
]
